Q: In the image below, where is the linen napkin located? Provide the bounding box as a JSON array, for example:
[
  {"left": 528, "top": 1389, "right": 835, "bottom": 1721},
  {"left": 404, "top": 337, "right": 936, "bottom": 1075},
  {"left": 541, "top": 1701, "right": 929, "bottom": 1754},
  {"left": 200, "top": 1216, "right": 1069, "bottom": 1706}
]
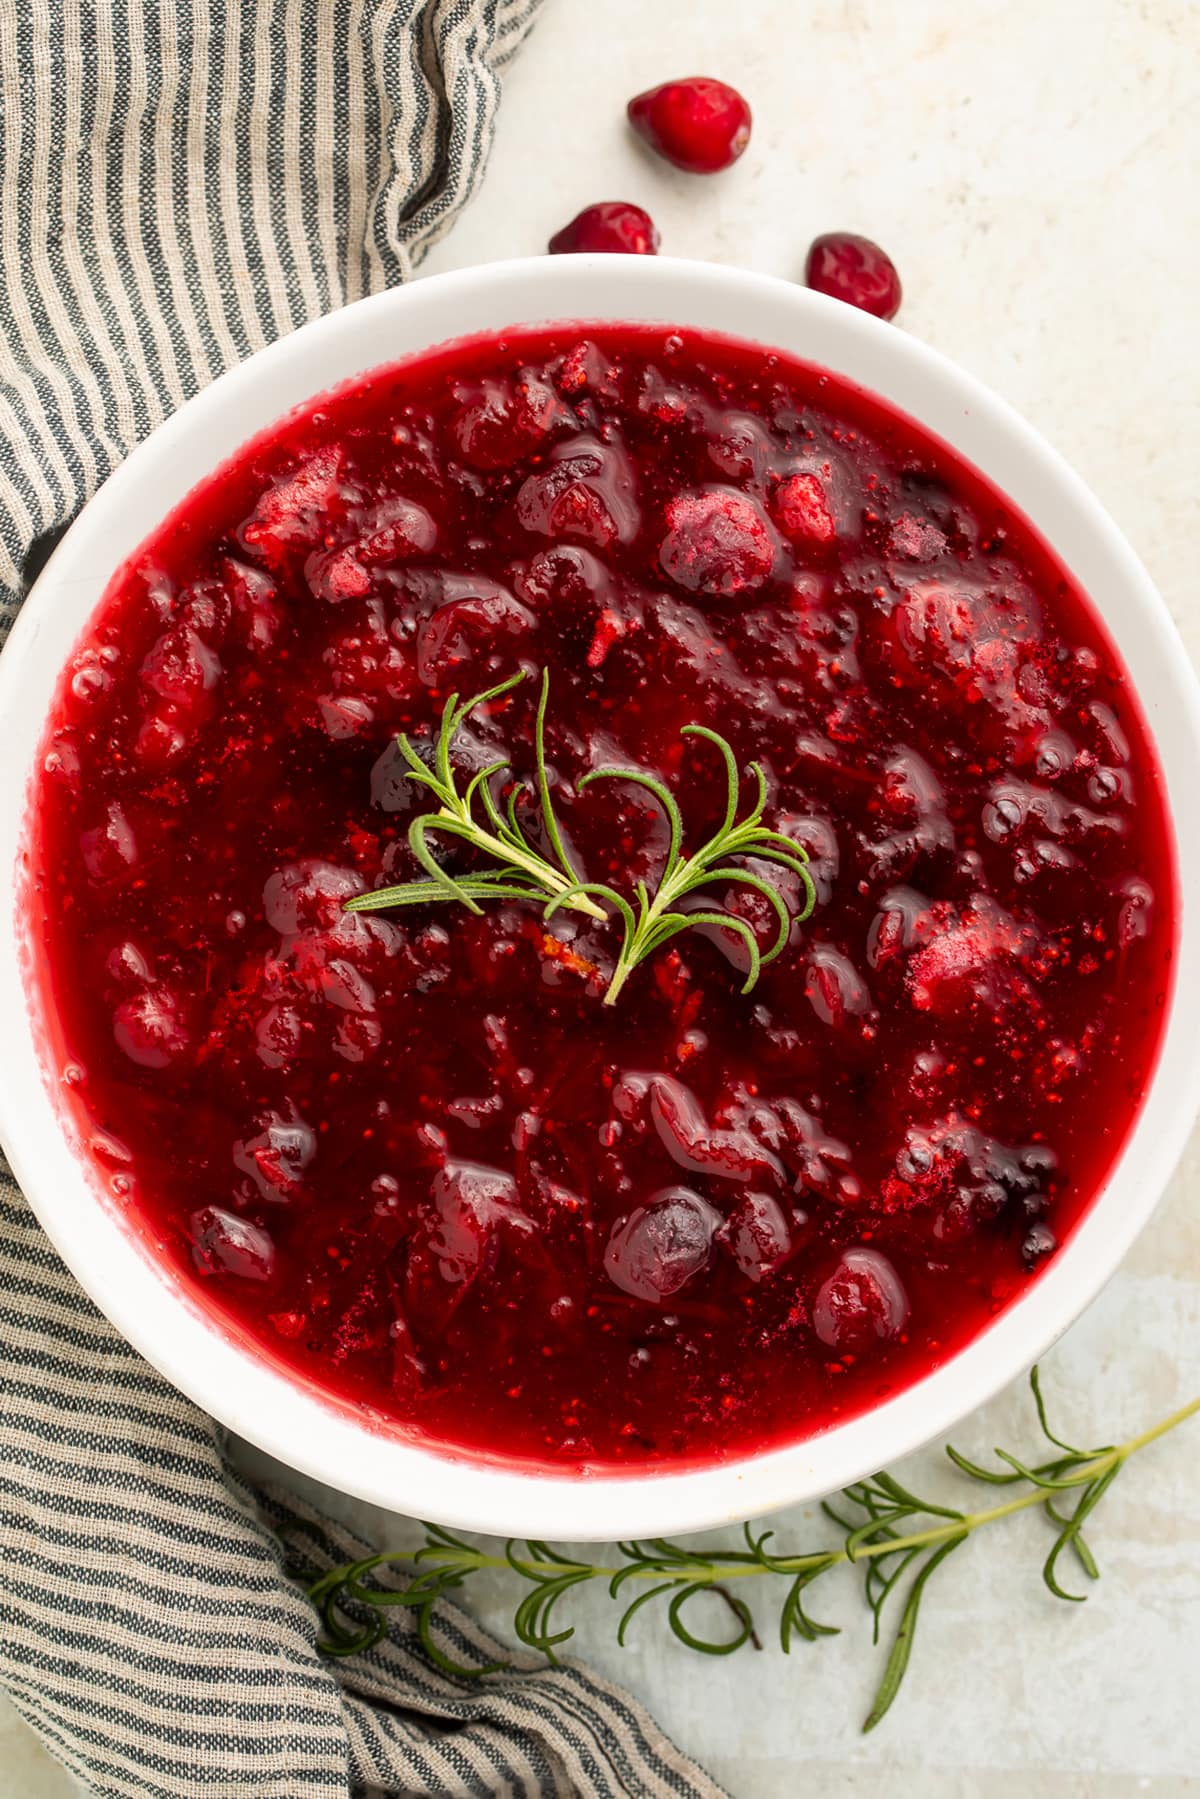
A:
[{"left": 0, "top": 5, "right": 721, "bottom": 1794}]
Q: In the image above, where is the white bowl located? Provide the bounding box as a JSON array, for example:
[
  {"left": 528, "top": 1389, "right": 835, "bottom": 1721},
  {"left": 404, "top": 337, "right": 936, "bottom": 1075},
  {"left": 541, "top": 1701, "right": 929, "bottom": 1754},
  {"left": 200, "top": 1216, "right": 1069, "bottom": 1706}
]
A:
[{"left": 3, "top": 256, "right": 1199, "bottom": 1540}]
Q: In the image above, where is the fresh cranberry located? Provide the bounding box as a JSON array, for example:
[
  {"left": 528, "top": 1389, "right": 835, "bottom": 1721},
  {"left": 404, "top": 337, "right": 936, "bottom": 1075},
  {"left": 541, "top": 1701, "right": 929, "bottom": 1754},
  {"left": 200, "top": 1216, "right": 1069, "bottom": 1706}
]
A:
[
  {"left": 627, "top": 77, "right": 751, "bottom": 173},
  {"left": 805, "top": 233, "right": 902, "bottom": 321},
  {"left": 548, "top": 203, "right": 660, "bottom": 256}
]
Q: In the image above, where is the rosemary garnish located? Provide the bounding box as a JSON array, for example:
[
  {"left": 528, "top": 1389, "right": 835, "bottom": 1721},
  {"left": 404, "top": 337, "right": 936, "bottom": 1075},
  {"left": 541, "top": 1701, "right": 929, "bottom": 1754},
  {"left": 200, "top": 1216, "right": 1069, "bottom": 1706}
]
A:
[
  {"left": 346, "top": 670, "right": 607, "bottom": 926},
  {"left": 346, "top": 669, "right": 816, "bottom": 1005},
  {"left": 302, "top": 1370, "right": 1199, "bottom": 1731}
]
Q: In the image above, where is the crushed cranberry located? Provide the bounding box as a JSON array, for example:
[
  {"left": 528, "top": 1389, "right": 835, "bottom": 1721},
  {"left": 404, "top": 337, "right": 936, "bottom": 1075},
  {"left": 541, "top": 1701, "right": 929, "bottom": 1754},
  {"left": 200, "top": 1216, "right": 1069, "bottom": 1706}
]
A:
[
  {"left": 771, "top": 471, "right": 837, "bottom": 547},
  {"left": 659, "top": 487, "right": 776, "bottom": 595},
  {"left": 805, "top": 233, "right": 902, "bottom": 321},
  {"left": 548, "top": 203, "right": 660, "bottom": 256},
  {"left": 627, "top": 77, "right": 752, "bottom": 174},
  {"left": 813, "top": 1247, "right": 909, "bottom": 1353},
  {"left": 27, "top": 324, "right": 1173, "bottom": 1470}
]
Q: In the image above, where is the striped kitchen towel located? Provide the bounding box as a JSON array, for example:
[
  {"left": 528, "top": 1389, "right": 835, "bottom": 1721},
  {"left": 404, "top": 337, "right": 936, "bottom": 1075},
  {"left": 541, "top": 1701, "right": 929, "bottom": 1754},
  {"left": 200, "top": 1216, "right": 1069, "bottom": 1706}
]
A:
[{"left": 0, "top": 5, "right": 721, "bottom": 1795}]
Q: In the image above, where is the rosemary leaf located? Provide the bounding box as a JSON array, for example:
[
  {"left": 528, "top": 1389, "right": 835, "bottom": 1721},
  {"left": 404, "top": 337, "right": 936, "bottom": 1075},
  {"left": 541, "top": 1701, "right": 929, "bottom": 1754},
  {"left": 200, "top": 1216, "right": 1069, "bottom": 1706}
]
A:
[
  {"left": 299, "top": 1370, "right": 1199, "bottom": 1732},
  {"left": 345, "top": 668, "right": 816, "bottom": 1005}
]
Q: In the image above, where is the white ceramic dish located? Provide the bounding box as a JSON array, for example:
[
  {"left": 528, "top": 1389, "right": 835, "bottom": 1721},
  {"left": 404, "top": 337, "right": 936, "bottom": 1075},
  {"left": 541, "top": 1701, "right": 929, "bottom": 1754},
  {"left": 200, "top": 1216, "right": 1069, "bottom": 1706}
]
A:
[{"left": 2, "top": 255, "right": 1198, "bottom": 1540}]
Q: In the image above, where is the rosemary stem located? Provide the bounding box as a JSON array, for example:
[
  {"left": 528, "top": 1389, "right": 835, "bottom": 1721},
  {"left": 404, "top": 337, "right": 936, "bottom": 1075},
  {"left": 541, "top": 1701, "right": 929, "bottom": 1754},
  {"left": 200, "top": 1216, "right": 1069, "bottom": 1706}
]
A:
[
  {"left": 437, "top": 809, "right": 608, "bottom": 921},
  {"left": 310, "top": 1373, "right": 1197, "bottom": 1724},
  {"left": 602, "top": 903, "right": 667, "bottom": 1005},
  {"left": 412, "top": 1388, "right": 1199, "bottom": 1585},
  {"left": 601, "top": 959, "right": 633, "bottom": 1007},
  {"left": 352, "top": 674, "right": 815, "bottom": 1001}
]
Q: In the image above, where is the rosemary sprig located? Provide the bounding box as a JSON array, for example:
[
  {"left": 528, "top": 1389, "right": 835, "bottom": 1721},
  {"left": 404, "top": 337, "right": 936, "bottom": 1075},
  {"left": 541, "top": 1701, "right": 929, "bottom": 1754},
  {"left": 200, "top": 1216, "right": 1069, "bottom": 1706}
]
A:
[
  {"left": 550, "top": 724, "right": 816, "bottom": 1007},
  {"left": 345, "top": 669, "right": 816, "bottom": 1005},
  {"left": 345, "top": 670, "right": 607, "bottom": 925},
  {"left": 302, "top": 1370, "right": 1199, "bottom": 1730}
]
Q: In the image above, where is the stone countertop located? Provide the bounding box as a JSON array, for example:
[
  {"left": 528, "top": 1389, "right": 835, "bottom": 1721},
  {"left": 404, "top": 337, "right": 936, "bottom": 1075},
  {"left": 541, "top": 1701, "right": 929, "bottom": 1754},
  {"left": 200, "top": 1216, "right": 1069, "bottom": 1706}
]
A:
[{"left": 5, "top": 1, "right": 1198, "bottom": 1791}]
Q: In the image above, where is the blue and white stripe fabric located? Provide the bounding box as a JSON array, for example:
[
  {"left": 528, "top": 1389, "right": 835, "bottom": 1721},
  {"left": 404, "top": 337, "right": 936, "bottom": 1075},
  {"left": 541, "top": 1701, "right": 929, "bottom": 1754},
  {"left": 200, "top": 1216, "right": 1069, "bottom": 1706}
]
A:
[
  {"left": 0, "top": 0, "right": 534, "bottom": 619},
  {"left": 0, "top": 4, "right": 721, "bottom": 1793}
]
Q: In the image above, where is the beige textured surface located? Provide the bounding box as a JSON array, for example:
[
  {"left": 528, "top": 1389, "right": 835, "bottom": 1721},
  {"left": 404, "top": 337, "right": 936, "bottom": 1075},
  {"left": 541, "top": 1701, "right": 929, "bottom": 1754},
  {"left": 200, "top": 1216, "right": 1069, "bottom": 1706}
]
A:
[{"left": 5, "top": 0, "right": 1198, "bottom": 1791}]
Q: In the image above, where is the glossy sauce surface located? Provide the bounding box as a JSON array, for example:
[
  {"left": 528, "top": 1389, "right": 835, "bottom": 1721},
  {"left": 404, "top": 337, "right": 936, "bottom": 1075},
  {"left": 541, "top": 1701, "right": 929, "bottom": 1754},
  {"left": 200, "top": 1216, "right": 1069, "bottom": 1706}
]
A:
[{"left": 28, "top": 325, "right": 1174, "bottom": 1469}]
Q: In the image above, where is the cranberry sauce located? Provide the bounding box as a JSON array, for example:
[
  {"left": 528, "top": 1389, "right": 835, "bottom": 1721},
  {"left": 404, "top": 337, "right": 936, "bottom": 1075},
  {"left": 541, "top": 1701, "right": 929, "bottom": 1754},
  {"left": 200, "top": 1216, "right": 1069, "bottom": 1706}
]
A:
[{"left": 27, "top": 325, "right": 1174, "bottom": 1470}]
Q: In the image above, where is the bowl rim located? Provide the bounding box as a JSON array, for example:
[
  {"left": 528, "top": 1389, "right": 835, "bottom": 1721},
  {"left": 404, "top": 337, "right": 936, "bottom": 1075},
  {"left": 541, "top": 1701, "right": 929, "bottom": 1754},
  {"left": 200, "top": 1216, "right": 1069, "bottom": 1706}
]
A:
[{"left": 3, "top": 253, "right": 1199, "bottom": 1540}]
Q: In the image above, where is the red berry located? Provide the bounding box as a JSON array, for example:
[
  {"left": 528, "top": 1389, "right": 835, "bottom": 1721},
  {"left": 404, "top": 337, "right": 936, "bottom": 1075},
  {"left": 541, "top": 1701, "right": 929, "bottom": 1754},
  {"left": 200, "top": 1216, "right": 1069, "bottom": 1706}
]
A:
[
  {"left": 448, "top": 373, "right": 565, "bottom": 470},
  {"left": 771, "top": 471, "right": 836, "bottom": 546},
  {"left": 113, "top": 987, "right": 189, "bottom": 1069},
  {"left": 516, "top": 435, "right": 641, "bottom": 551},
  {"left": 726, "top": 1191, "right": 791, "bottom": 1283},
  {"left": 813, "top": 1247, "right": 909, "bottom": 1353},
  {"left": 241, "top": 447, "right": 346, "bottom": 569},
  {"left": 548, "top": 203, "right": 659, "bottom": 256},
  {"left": 627, "top": 76, "right": 751, "bottom": 174},
  {"left": 604, "top": 1188, "right": 721, "bottom": 1301},
  {"left": 262, "top": 860, "right": 365, "bottom": 936},
  {"left": 659, "top": 488, "right": 776, "bottom": 597},
  {"left": 805, "top": 233, "right": 902, "bottom": 321},
  {"left": 190, "top": 1207, "right": 276, "bottom": 1282}
]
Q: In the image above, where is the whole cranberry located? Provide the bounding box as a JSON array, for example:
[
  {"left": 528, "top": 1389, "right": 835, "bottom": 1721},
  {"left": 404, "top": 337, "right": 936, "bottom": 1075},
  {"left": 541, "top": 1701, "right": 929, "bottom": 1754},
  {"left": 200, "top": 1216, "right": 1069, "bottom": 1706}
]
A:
[
  {"left": 627, "top": 77, "right": 751, "bottom": 173},
  {"left": 805, "top": 233, "right": 902, "bottom": 321},
  {"left": 548, "top": 202, "right": 659, "bottom": 256},
  {"left": 604, "top": 1187, "right": 721, "bottom": 1302},
  {"left": 771, "top": 471, "right": 837, "bottom": 546},
  {"left": 659, "top": 487, "right": 775, "bottom": 596},
  {"left": 812, "top": 1247, "right": 909, "bottom": 1354},
  {"left": 190, "top": 1207, "right": 276, "bottom": 1283},
  {"left": 112, "top": 987, "right": 189, "bottom": 1069}
]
